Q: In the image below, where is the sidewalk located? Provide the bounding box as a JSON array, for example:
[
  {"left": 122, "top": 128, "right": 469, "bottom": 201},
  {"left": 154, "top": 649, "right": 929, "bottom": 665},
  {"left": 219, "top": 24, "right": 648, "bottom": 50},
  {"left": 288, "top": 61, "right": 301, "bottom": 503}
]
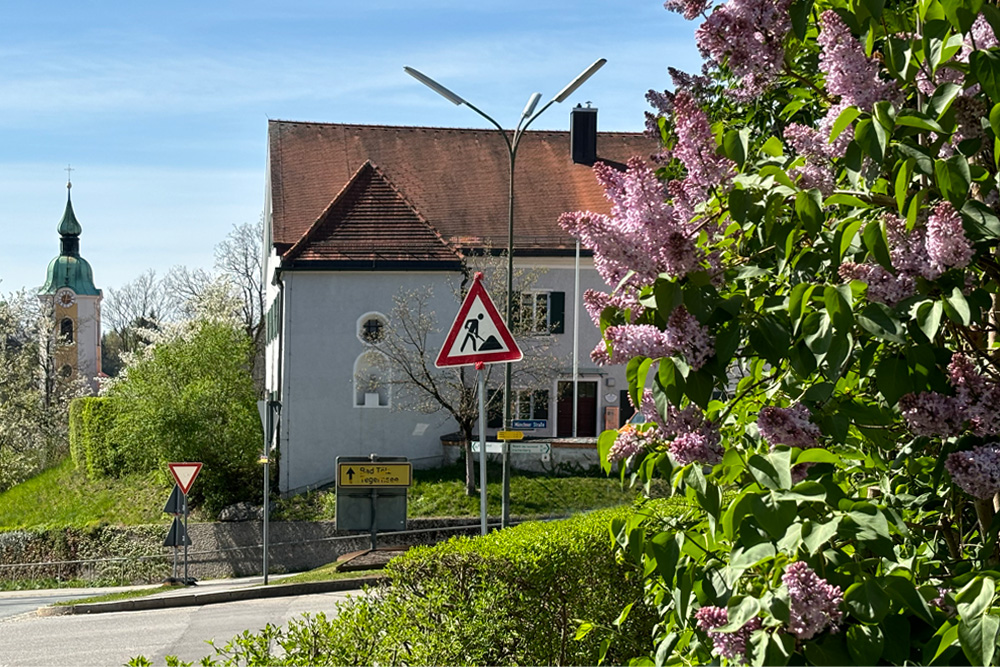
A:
[{"left": 35, "top": 572, "right": 385, "bottom": 616}]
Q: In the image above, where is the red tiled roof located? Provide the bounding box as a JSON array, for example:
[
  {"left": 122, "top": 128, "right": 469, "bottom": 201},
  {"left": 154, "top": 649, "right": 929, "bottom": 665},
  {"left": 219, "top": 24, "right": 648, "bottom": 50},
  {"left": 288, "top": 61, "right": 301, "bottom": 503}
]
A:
[
  {"left": 268, "top": 120, "right": 655, "bottom": 261},
  {"left": 283, "top": 161, "right": 462, "bottom": 266}
]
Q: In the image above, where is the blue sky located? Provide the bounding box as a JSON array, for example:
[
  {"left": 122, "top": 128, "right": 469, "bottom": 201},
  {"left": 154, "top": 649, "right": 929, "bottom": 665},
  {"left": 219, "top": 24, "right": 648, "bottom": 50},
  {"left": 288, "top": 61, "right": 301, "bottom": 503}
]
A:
[{"left": 0, "top": 0, "right": 700, "bottom": 294}]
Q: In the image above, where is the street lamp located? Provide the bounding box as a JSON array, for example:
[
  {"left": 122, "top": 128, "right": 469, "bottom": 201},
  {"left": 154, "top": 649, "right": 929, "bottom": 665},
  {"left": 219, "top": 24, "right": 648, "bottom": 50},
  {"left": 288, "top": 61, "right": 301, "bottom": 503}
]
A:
[{"left": 404, "top": 59, "right": 606, "bottom": 527}]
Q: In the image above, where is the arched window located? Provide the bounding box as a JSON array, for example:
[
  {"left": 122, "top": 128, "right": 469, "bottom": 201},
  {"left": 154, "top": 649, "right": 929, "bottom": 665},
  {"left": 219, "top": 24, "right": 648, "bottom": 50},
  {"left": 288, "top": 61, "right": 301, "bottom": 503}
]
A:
[
  {"left": 357, "top": 312, "right": 387, "bottom": 344},
  {"left": 354, "top": 351, "right": 390, "bottom": 408},
  {"left": 60, "top": 318, "right": 74, "bottom": 344},
  {"left": 59, "top": 365, "right": 73, "bottom": 378}
]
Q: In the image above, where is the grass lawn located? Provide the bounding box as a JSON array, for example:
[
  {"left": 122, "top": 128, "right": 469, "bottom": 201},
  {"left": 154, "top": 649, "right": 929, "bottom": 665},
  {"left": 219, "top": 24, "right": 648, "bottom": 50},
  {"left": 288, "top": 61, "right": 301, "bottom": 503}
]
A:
[
  {"left": 53, "top": 584, "right": 175, "bottom": 606},
  {"left": 271, "top": 561, "right": 384, "bottom": 585},
  {"left": 0, "top": 457, "right": 173, "bottom": 530},
  {"left": 272, "top": 461, "right": 647, "bottom": 521},
  {"left": 0, "top": 458, "right": 648, "bottom": 530}
]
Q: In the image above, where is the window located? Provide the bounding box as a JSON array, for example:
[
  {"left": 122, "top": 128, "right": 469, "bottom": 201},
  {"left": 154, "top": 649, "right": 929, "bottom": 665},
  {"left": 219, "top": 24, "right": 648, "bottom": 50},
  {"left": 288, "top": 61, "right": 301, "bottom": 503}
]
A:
[
  {"left": 514, "top": 291, "right": 564, "bottom": 335},
  {"left": 60, "top": 318, "right": 74, "bottom": 344},
  {"left": 357, "top": 312, "right": 387, "bottom": 344},
  {"left": 59, "top": 365, "right": 73, "bottom": 378},
  {"left": 354, "top": 351, "right": 390, "bottom": 408},
  {"left": 514, "top": 389, "right": 549, "bottom": 421},
  {"left": 488, "top": 389, "right": 549, "bottom": 428}
]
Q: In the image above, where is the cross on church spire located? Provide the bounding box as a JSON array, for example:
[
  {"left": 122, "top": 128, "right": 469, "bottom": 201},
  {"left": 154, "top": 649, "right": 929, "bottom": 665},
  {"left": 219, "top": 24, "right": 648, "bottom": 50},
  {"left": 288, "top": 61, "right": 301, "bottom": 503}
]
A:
[{"left": 65, "top": 164, "right": 74, "bottom": 189}]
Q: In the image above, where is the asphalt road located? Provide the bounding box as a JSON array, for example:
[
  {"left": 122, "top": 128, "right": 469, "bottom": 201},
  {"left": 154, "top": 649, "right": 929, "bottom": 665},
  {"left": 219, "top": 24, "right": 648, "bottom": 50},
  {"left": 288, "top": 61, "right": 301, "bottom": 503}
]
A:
[
  {"left": 0, "top": 590, "right": 356, "bottom": 666},
  {"left": 0, "top": 585, "right": 158, "bottom": 621}
]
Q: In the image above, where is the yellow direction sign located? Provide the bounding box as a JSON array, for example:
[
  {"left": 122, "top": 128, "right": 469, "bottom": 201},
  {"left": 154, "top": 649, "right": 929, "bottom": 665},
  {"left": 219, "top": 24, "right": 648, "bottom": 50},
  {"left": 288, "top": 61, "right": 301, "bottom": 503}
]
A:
[
  {"left": 338, "top": 462, "right": 412, "bottom": 487},
  {"left": 497, "top": 430, "right": 524, "bottom": 441}
]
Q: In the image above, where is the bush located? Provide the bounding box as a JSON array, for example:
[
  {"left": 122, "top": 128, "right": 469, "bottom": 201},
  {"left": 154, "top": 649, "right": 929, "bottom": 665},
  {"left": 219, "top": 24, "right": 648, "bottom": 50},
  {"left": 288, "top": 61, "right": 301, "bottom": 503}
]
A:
[
  {"left": 104, "top": 320, "right": 262, "bottom": 514},
  {"left": 69, "top": 397, "right": 122, "bottom": 479}
]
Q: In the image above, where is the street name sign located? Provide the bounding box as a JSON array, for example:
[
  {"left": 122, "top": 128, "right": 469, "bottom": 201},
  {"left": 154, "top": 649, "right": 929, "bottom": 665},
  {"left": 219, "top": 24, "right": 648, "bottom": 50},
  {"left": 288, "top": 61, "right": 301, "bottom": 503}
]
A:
[
  {"left": 471, "top": 442, "right": 552, "bottom": 455},
  {"left": 435, "top": 273, "right": 522, "bottom": 367},
  {"left": 338, "top": 462, "right": 412, "bottom": 488},
  {"left": 511, "top": 419, "right": 547, "bottom": 429},
  {"left": 168, "top": 462, "right": 203, "bottom": 495}
]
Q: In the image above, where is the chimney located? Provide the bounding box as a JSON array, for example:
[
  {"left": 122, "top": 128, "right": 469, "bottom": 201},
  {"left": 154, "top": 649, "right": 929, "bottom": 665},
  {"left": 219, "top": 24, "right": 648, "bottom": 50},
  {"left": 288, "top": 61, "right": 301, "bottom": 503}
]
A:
[{"left": 570, "top": 103, "right": 597, "bottom": 166}]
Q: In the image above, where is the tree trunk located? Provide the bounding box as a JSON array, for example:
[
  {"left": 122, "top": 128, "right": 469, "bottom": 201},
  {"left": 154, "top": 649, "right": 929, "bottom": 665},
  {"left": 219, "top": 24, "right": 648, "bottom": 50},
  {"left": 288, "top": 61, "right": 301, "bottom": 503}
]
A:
[{"left": 462, "top": 426, "right": 476, "bottom": 496}]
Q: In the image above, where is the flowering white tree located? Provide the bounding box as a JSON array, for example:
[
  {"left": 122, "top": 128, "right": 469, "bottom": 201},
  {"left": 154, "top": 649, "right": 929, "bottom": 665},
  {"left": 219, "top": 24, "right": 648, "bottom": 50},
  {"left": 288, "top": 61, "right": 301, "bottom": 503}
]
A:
[{"left": 568, "top": 0, "right": 1000, "bottom": 664}]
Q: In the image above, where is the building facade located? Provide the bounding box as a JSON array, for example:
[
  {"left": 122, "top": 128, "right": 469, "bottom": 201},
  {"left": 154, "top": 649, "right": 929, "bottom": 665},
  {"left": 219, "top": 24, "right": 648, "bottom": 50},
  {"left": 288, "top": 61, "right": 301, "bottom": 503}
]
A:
[{"left": 263, "top": 114, "right": 652, "bottom": 494}]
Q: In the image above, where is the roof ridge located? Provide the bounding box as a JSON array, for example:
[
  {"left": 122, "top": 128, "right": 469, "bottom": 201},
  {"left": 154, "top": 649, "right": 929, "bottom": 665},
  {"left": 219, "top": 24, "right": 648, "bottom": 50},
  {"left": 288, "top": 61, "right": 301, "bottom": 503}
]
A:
[{"left": 268, "top": 118, "right": 643, "bottom": 137}]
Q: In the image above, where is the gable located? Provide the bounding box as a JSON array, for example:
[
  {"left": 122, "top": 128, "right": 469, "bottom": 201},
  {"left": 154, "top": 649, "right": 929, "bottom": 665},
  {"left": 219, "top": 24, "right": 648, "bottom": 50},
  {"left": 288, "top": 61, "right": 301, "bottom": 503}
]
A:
[{"left": 283, "top": 161, "right": 462, "bottom": 269}]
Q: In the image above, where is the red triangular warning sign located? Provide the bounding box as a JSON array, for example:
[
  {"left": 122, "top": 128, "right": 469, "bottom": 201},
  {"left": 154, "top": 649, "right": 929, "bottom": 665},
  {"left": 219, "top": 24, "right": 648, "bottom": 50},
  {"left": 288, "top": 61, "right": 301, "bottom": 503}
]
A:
[
  {"left": 436, "top": 273, "right": 522, "bottom": 368},
  {"left": 169, "top": 462, "right": 203, "bottom": 495}
]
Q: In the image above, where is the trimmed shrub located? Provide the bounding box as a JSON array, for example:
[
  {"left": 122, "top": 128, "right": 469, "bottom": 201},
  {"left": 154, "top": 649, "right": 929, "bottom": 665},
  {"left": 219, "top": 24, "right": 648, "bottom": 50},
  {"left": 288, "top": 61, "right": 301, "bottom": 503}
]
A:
[{"left": 68, "top": 397, "right": 122, "bottom": 479}]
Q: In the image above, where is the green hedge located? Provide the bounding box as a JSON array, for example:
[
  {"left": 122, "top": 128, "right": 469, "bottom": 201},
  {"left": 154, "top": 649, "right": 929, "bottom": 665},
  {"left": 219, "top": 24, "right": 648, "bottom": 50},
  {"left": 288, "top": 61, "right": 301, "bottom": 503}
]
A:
[
  {"left": 68, "top": 397, "right": 122, "bottom": 479},
  {"left": 378, "top": 506, "right": 658, "bottom": 665}
]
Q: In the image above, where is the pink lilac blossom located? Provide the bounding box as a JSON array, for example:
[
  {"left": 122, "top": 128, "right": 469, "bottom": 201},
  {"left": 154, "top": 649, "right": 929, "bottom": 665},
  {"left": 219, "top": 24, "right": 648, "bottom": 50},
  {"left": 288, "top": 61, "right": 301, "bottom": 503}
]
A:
[
  {"left": 559, "top": 159, "right": 703, "bottom": 288},
  {"left": 898, "top": 392, "right": 966, "bottom": 437},
  {"left": 885, "top": 214, "right": 938, "bottom": 280},
  {"left": 818, "top": 11, "right": 899, "bottom": 112},
  {"left": 927, "top": 201, "right": 974, "bottom": 271},
  {"left": 945, "top": 444, "right": 1000, "bottom": 499},
  {"left": 790, "top": 163, "right": 836, "bottom": 197},
  {"left": 664, "top": 0, "right": 712, "bottom": 20},
  {"left": 608, "top": 424, "right": 655, "bottom": 462},
  {"left": 948, "top": 354, "right": 1000, "bottom": 436},
  {"left": 598, "top": 308, "right": 715, "bottom": 369},
  {"left": 645, "top": 89, "right": 672, "bottom": 138},
  {"left": 582, "top": 289, "right": 643, "bottom": 327},
  {"left": 672, "top": 91, "right": 735, "bottom": 193},
  {"left": 941, "top": 95, "right": 987, "bottom": 158},
  {"left": 670, "top": 429, "right": 724, "bottom": 465},
  {"left": 695, "top": 0, "right": 792, "bottom": 98},
  {"left": 695, "top": 605, "right": 762, "bottom": 664},
  {"left": 757, "top": 404, "right": 822, "bottom": 449},
  {"left": 783, "top": 561, "right": 844, "bottom": 640},
  {"left": 816, "top": 12, "right": 900, "bottom": 159},
  {"left": 971, "top": 14, "right": 999, "bottom": 50},
  {"left": 633, "top": 389, "right": 723, "bottom": 465},
  {"left": 839, "top": 262, "right": 915, "bottom": 305}
]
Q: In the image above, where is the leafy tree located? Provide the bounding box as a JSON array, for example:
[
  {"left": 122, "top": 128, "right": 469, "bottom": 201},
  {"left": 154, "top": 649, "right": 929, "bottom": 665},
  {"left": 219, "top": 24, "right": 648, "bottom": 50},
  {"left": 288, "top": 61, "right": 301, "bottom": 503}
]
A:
[
  {"left": 565, "top": 0, "right": 1000, "bottom": 663},
  {"left": 105, "top": 319, "right": 261, "bottom": 513},
  {"left": 371, "top": 265, "right": 560, "bottom": 495}
]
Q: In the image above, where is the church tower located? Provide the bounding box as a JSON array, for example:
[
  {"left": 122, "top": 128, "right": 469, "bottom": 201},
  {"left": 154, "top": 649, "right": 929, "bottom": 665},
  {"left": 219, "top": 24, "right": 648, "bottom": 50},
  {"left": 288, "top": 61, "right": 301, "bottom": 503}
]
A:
[{"left": 38, "top": 179, "right": 102, "bottom": 392}]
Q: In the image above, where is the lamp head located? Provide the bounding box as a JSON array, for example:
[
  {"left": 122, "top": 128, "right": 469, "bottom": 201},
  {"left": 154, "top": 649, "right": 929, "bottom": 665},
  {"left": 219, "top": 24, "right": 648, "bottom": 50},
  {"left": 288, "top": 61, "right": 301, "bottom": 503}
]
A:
[
  {"left": 521, "top": 92, "right": 541, "bottom": 119},
  {"left": 552, "top": 58, "right": 607, "bottom": 104},
  {"left": 403, "top": 66, "right": 466, "bottom": 106}
]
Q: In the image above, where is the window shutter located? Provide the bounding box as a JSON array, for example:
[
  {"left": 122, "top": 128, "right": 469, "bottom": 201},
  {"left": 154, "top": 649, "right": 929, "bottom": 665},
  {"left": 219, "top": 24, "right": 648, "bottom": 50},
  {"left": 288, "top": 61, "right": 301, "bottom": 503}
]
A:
[{"left": 549, "top": 292, "right": 565, "bottom": 334}]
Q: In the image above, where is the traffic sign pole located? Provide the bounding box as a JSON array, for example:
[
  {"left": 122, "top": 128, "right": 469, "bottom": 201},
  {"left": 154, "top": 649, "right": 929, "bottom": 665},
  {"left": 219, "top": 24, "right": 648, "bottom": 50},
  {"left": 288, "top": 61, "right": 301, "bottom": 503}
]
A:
[{"left": 477, "top": 363, "right": 487, "bottom": 536}]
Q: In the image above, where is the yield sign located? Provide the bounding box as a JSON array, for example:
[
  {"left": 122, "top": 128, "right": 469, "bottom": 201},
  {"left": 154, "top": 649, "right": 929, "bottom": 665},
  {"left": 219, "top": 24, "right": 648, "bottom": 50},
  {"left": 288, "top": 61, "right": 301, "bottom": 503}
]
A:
[
  {"left": 168, "top": 462, "right": 203, "bottom": 495},
  {"left": 436, "top": 272, "right": 522, "bottom": 367}
]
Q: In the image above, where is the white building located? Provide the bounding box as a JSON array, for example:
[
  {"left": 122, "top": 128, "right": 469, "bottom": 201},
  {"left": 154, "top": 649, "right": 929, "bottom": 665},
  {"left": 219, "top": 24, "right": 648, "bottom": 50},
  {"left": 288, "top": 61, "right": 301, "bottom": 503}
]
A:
[{"left": 262, "top": 112, "right": 652, "bottom": 494}]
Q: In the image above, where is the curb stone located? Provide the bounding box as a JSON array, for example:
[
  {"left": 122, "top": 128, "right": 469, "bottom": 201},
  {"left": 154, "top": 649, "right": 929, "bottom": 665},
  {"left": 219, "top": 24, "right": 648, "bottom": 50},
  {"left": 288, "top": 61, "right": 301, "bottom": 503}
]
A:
[{"left": 37, "top": 575, "right": 386, "bottom": 616}]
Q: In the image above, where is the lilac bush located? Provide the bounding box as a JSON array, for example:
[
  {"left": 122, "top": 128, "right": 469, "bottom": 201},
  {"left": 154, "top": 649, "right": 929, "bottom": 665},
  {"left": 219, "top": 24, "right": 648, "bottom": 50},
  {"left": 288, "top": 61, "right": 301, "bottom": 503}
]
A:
[{"left": 573, "top": 0, "right": 1000, "bottom": 664}]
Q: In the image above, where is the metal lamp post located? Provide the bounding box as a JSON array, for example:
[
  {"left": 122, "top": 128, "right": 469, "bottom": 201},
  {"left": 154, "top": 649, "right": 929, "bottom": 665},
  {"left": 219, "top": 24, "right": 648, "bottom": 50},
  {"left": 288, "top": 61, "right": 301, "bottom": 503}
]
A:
[{"left": 404, "top": 59, "right": 606, "bottom": 527}]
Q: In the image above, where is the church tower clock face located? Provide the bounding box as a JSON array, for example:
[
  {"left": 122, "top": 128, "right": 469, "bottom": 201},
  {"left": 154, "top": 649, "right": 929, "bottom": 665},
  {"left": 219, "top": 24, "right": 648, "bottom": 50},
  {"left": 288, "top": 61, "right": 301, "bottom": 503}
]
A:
[{"left": 56, "top": 288, "right": 76, "bottom": 308}]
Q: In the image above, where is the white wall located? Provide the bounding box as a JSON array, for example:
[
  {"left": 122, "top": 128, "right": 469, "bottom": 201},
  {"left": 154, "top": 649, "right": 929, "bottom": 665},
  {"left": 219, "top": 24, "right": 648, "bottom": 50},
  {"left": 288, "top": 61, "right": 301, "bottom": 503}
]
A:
[{"left": 266, "top": 258, "right": 630, "bottom": 494}]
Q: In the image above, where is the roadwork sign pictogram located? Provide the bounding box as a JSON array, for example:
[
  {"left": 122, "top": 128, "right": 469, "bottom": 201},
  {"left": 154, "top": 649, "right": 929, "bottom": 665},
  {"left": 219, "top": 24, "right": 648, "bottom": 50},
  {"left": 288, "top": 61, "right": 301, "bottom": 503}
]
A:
[{"left": 435, "top": 273, "right": 522, "bottom": 367}]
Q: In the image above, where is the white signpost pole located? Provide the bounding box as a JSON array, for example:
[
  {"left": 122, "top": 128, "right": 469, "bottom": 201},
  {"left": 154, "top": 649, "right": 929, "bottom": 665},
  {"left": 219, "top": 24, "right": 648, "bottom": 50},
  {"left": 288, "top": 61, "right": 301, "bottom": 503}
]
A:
[{"left": 477, "top": 362, "right": 488, "bottom": 536}]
